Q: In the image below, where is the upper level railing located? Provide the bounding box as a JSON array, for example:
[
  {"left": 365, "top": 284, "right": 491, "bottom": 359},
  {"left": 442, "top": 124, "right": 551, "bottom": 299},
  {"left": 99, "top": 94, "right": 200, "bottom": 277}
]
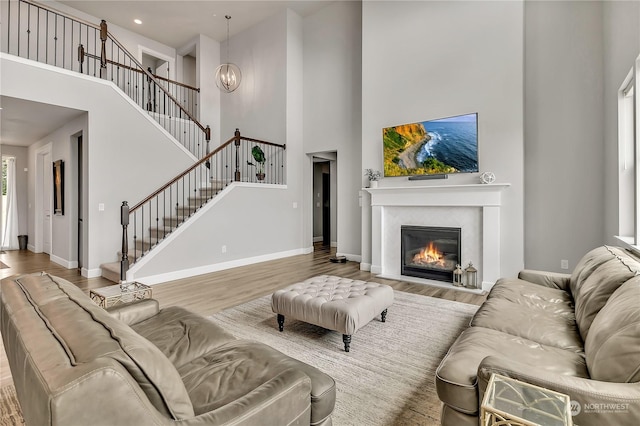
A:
[
  {"left": 119, "top": 129, "right": 287, "bottom": 281},
  {"left": 2, "top": 0, "right": 209, "bottom": 158}
]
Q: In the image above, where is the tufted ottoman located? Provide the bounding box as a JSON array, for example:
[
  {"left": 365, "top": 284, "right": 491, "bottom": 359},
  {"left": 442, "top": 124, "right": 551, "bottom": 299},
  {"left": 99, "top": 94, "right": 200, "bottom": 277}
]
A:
[{"left": 271, "top": 275, "right": 394, "bottom": 352}]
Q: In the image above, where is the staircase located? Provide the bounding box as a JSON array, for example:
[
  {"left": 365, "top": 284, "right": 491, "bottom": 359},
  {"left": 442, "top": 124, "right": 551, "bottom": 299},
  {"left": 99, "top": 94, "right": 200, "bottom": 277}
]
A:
[
  {"left": 100, "top": 179, "right": 227, "bottom": 282},
  {"left": 3, "top": 0, "right": 288, "bottom": 283}
]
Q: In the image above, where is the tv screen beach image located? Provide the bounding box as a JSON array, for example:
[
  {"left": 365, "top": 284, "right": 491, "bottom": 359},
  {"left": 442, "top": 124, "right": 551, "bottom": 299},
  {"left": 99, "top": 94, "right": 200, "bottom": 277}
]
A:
[{"left": 383, "top": 113, "right": 479, "bottom": 177}]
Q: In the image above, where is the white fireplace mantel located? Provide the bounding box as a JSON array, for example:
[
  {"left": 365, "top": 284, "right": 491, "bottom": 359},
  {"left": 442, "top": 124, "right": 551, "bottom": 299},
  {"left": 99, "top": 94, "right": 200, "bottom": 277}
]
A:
[{"left": 364, "top": 183, "right": 511, "bottom": 291}]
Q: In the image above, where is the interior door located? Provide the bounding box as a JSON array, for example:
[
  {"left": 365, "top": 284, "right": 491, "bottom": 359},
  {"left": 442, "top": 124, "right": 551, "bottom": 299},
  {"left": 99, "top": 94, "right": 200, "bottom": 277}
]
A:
[
  {"left": 43, "top": 152, "right": 52, "bottom": 254},
  {"left": 77, "top": 135, "right": 83, "bottom": 269},
  {"left": 322, "top": 172, "right": 330, "bottom": 246}
]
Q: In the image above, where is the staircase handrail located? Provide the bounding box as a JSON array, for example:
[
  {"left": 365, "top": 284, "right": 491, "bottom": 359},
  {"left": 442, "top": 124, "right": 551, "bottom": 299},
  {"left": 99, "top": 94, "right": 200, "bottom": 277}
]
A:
[
  {"left": 129, "top": 130, "right": 285, "bottom": 213},
  {"left": 102, "top": 24, "right": 207, "bottom": 134},
  {"left": 82, "top": 52, "right": 201, "bottom": 92},
  {"left": 5, "top": 0, "right": 209, "bottom": 154}
]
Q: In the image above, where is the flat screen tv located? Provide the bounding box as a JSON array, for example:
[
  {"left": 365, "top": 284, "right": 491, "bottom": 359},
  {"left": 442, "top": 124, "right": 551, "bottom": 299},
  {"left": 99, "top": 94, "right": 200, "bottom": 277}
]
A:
[{"left": 383, "top": 113, "right": 478, "bottom": 177}]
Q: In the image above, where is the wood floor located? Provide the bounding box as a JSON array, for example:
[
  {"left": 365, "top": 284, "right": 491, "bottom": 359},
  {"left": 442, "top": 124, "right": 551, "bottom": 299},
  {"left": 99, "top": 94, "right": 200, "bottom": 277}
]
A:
[{"left": 0, "top": 245, "right": 486, "bottom": 390}]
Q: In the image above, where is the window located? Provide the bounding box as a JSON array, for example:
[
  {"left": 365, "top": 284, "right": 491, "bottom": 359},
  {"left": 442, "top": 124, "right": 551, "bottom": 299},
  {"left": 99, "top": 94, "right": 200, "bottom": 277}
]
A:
[{"left": 618, "top": 56, "right": 639, "bottom": 246}]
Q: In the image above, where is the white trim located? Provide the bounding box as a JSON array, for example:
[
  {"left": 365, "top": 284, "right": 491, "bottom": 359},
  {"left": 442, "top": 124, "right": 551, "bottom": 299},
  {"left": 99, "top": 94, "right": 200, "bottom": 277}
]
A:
[
  {"left": 337, "top": 252, "right": 362, "bottom": 262},
  {"left": 27, "top": 244, "right": 36, "bottom": 252},
  {"left": 34, "top": 143, "right": 53, "bottom": 255},
  {"left": 360, "top": 262, "right": 371, "bottom": 272},
  {"left": 50, "top": 254, "right": 78, "bottom": 269},
  {"left": 82, "top": 267, "right": 102, "bottom": 278},
  {"left": 137, "top": 46, "right": 176, "bottom": 81},
  {"left": 136, "top": 248, "right": 310, "bottom": 286},
  {"left": 302, "top": 246, "right": 314, "bottom": 254},
  {"left": 614, "top": 235, "right": 640, "bottom": 257},
  {"left": 331, "top": 241, "right": 338, "bottom": 248},
  {"left": 313, "top": 236, "right": 323, "bottom": 243}
]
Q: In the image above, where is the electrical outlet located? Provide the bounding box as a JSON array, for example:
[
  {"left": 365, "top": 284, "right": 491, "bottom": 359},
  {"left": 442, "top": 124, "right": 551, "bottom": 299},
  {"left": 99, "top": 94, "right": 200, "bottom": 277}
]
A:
[
  {"left": 561, "top": 259, "right": 569, "bottom": 270},
  {"left": 222, "top": 245, "right": 227, "bottom": 253}
]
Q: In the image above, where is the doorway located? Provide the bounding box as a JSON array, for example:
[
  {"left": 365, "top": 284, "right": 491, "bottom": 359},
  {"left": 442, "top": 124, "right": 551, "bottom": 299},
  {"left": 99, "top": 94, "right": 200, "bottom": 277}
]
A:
[
  {"left": 312, "top": 152, "right": 337, "bottom": 249},
  {"left": 75, "top": 134, "right": 84, "bottom": 269}
]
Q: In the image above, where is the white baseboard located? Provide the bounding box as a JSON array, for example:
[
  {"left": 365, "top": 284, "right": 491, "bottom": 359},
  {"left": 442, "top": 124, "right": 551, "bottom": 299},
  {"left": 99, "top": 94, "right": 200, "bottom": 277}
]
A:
[
  {"left": 313, "top": 236, "right": 323, "bottom": 243},
  {"left": 27, "top": 244, "right": 36, "bottom": 252},
  {"left": 134, "top": 248, "right": 311, "bottom": 286},
  {"left": 336, "top": 252, "right": 362, "bottom": 263},
  {"left": 370, "top": 265, "right": 382, "bottom": 274},
  {"left": 50, "top": 254, "right": 78, "bottom": 269},
  {"left": 83, "top": 267, "right": 102, "bottom": 278},
  {"left": 360, "top": 263, "right": 371, "bottom": 271},
  {"left": 331, "top": 241, "right": 338, "bottom": 248}
]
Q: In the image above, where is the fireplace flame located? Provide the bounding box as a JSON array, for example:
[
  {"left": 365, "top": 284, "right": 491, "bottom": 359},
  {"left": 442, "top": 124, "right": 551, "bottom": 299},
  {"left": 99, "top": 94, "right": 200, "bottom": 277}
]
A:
[{"left": 413, "top": 241, "right": 446, "bottom": 267}]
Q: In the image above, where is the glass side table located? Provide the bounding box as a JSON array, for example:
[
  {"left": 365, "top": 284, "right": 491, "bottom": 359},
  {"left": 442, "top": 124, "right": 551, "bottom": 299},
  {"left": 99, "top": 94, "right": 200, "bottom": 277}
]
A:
[
  {"left": 481, "top": 373, "right": 572, "bottom": 426},
  {"left": 89, "top": 282, "right": 152, "bottom": 308}
]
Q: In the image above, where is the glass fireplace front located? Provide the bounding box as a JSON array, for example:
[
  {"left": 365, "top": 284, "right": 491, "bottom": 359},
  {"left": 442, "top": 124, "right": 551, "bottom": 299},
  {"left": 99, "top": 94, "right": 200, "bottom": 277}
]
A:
[{"left": 401, "top": 225, "right": 461, "bottom": 283}]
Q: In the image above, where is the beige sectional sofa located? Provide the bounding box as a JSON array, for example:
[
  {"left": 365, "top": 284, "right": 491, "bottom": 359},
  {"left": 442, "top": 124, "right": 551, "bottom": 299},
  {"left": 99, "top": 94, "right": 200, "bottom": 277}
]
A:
[
  {"left": 436, "top": 245, "right": 640, "bottom": 426},
  {"left": 0, "top": 272, "right": 335, "bottom": 425}
]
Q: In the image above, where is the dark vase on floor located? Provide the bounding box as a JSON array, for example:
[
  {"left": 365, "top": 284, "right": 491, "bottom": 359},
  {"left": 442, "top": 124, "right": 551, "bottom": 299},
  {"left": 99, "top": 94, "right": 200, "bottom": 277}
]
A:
[{"left": 256, "top": 173, "right": 265, "bottom": 181}]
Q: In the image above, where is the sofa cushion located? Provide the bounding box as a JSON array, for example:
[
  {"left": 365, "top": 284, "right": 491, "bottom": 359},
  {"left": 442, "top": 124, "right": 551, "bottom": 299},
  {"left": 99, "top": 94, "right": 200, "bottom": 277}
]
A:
[
  {"left": 131, "top": 306, "right": 237, "bottom": 368},
  {"left": 570, "top": 246, "right": 640, "bottom": 341},
  {"left": 178, "top": 339, "right": 336, "bottom": 425},
  {"left": 15, "top": 274, "right": 195, "bottom": 420},
  {"left": 585, "top": 277, "right": 640, "bottom": 383},
  {"left": 435, "top": 326, "right": 588, "bottom": 415},
  {"left": 487, "top": 278, "right": 574, "bottom": 316},
  {"left": 470, "top": 297, "right": 582, "bottom": 352}
]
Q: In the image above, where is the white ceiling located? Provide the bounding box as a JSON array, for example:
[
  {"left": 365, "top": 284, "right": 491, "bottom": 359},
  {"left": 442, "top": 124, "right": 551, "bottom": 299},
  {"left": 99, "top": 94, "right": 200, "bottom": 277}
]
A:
[
  {"left": 0, "top": 97, "right": 85, "bottom": 147},
  {"left": 58, "top": 1, "right": 334, "bottom": 48}
]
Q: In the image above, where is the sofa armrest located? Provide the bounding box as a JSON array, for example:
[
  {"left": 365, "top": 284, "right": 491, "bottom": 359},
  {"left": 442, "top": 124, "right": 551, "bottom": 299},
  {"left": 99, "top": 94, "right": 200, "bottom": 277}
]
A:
[
  {"left": 517, "top": 269, "right": 571, "bottom": 290},
  {"left": 107, "top": 299, "right": 160, "bottom": 325},
  {"left": 478, "top": 356, "right": 640, "bottom": 426}
]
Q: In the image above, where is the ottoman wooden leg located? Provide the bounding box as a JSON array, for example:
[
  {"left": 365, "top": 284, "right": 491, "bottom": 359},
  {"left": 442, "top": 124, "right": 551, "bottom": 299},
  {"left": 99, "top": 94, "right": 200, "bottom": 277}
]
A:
[
  {"left": 381, "top": 309, "right": 388, "bottom": 322},
  {"left": 343, "top": 334, "right": 351, "bottom": 352},
  {"left": 277, "top": 314, "right": 285, "bottom": 332}
]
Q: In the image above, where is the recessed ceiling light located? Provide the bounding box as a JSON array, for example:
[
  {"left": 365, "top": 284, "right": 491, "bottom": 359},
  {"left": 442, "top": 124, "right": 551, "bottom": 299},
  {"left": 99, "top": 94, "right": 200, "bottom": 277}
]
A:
[{"left": 134, "top": 19, "right": 142, "bottom": 25}]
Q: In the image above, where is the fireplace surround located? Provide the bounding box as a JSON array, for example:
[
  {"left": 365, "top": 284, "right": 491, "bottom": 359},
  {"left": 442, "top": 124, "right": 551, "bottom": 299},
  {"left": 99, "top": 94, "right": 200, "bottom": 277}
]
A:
[{"left": 363, "top": 183, "right": 511, "bottom": 291}]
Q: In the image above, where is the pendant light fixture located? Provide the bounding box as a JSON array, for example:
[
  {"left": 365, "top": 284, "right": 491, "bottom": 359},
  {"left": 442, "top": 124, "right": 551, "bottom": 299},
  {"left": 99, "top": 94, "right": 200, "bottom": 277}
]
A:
[{"left": 215, "top": 15, "right": 242, "bottom": 93}]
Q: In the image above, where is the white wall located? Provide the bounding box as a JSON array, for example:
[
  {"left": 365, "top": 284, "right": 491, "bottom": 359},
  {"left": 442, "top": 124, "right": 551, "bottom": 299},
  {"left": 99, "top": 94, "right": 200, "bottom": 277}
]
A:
[
  {"left": 361, "top": 0, "right": 525, "bottom": 277},
  {"left": 130, "top": 184, "right": 306, "bottom": 283},
  {"left": 524, "top": 0, "right": 605, "bottom": 272},
  {"left": 2, "top": 55, "right": 194, "bottom": 273},
  {"left": 603, "top": 1, "right": 640, "bottom": 246},
  {"left": 303, "top": 1, "right": 362, "bottom": 259},
  {"left": 194, "top": 34, "right": 221, "bottom": 146}
]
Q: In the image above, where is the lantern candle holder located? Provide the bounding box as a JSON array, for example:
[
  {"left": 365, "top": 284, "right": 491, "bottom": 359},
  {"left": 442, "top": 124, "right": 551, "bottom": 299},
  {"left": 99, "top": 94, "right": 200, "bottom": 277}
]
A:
[
  {"left": 453, "top": 264, "right": 464, "bottom": 287},
  {"left": 465, "top": 262, "right": 478, "bottom": 289}
]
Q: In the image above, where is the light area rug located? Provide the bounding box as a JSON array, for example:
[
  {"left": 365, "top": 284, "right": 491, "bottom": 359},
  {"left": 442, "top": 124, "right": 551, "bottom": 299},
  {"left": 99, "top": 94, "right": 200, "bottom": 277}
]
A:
[
  {"left": 0, "top": 386, "right": 23, "bottom": 426},
  {"left": 209, "top": 291, "right": 478, "bottom": 426}
]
